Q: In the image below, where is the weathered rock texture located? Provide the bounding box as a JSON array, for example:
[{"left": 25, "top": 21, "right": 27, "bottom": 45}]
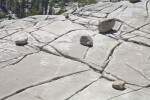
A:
[
  {"left": 80, "top": 35, "right": 93, "bottom": 47},
  {"left": 112, "top": 80, "right": 126, "bottom": 90},
  {"left": 98, "top": 18, "right": 116, "bottom": 33},
  {"left": 0, "top": 0, "right": 150, "bottom": 100}
]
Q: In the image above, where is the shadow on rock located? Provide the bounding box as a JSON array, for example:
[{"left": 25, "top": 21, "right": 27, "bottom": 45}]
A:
[
  {"left": 16, "top": 42, "right": 28, "bottom": 46},
  {"left": 99, "top": 29, "right": 117, "bottom": 35}
]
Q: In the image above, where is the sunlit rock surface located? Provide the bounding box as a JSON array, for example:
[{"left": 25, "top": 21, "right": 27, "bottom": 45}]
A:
[{"left": 0, "top": 0, "right": 150, "bottom": 100}]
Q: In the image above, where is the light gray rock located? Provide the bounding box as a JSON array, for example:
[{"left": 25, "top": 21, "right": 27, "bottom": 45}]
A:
[
  {"left": 98, "top": 19, "right": 116, "bottom": 33},
  {"left": 80, "top": 35, "right": 93, "bottom": 47},
  {"left": 84, "top": 34, "right": 118, "bottom": 66},
  {"left": 6, "top": 70, "right": 100, "bottom": 100},
  {"left": 64, "top": 13, "right": 69, "bottom": 19},
  {"left": 90, "top": 12, "right": 107, "bottom": 18},
  {"left": 112, "top": 80, "right": 126, "bottom": 90},
  {"left": 74, "top": 17, "right": 90, "bottom": 25},
  {"left": 0, "top": 52, "right": 89, "bottom": 98},
  {"left": 31, "top": 30, "right": 58, "bottom": 43},
  {"left": 0, "top": 0, "right": 150, "bottom": 99},
  {"left": 15, "top": 35, "right": 28, "bottom": 45},
  {"left": 111, "top": 88, "right": 150, "bottom": 100},
  {"left": 41, "top": 20, "right": 86, "bottom": 36},
  {"left": 105, "top": 42, "right": 150, "bottom": 86},
  {"left": 69, "top": 78, "right": 134, "bottom": 100}
]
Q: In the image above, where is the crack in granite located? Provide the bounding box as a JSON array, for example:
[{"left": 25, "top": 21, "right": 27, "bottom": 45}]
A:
[
  {"left": 107, "top": 87, "right": 145, "bottom": 100},
  {"left": 50, "top": 45, "right": 102, "bottom": 72},
  {"left": 101, "top": 42, "right": 122, "bottom": 71},
  {"left": 0, "top": 70, "right": 89, "bottom": 100},
  {"left": 65, "top": 77, "right": 101, "bottom": 100},
  {"left": 125, "top": 63, "right": 150, "bottom": 81}
]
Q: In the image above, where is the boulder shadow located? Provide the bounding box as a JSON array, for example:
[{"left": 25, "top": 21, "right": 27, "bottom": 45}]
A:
[
  {"left": 113, "top": 87, "right": 126, "bottom": 91},
  {"left": 80, "top": 43, "right": 93, "bottom": 48},
  {"left": 118, "top": 87, "right": 126, "bottom": 91},
  {"left": 16, "top": 42, "right": 28, "bottom": 46},
  {"left": 99, "top": 29, "right": 117, "bottom": 35},
  {"left": 129, "top": 0, "right": 141, "bottom": 4}
]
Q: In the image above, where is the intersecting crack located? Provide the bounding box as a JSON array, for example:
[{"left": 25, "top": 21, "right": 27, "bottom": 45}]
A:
[
  {"left": 65, "top": 77, "right": 101, "bottom": 100},
  {"left": 49, "top": 45, "right": 102, "bottom": 72},
  {"left": 105, "top": 5, "right": 123, "bottom": 17},
  {"left": 107, "top": 87, "right": 145, "bottom": 100},
  {"left": 39, "top": 29, "right": 89, "bottom": 50},
  {"left": 125, "top": 63, "right": 150, "bottom": 81},
  {"left": 0, "top": 69, "right": 89, "bottom": 100},
  {"left": 0, "top": 30, "right": 19, "bottom": 39},
  {"left": 113, "top": 6, "right": 129, "bottom": 18},
  {"left": 0, "top": 21, "right": 15, "bottom": 29},
  {"left": 0, "top": 51, "right": 39, "bottom": 69},
  {"left": 1, "top": 2, "right": 150, "bottom": 99},
  {"left": 103, "top": 70, "right": 148, "bottom": 88},
  {"left": 101, "top": 42, "right": 122, "bottom": 71}
]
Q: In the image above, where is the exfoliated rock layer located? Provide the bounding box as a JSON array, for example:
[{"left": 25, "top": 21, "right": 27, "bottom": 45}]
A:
[{"left": 0, "top": 0, "right": 150, "bottom": 100}]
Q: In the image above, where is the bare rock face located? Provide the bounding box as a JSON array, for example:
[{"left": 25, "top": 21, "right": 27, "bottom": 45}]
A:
[
  {"left": 1, "top": 0, "right": 150, "bottom": 100},
  {"left": 112, "top": 80, "right": 125, "bottom": 90},
  {"left": 80, "top": 35, "right": 93, "bottom": 47},
  {"left": 98, "top": 19, "right": 116, "bottom": 33},
  {"left": 15, "top": 35, "right": 28, "bottom": 45}
]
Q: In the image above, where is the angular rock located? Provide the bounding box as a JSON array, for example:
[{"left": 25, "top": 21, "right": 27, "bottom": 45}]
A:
[
  {"left": 112, "top": 80, "right": 125, "bottom": 90},
  {"left": 98, "top": 19, "right": 116, "bottom": 33},
  {"left": 15, "top": 35, "right": 28, "bottom": 45},
  {"left": 80, "top": 35, "right": 93, "bottom": 47}
]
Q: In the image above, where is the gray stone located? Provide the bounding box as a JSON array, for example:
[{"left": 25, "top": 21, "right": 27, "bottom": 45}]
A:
[
  {"left": 98, "top": 19, "right": 116, "bottom": 33},
  {"left": 64, "top": 13, "right": 69, "bottom": 19},
  {"left": 80, "top": 35, "right": 93, "bottom": 47},
  {"left": 15, "top": 35, "right": 28, "bottom": 45},
  {"left": 112, "top": 80, "right": 126, "bottom": 90}
]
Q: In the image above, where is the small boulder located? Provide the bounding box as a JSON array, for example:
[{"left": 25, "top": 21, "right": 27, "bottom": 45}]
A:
[
  {"left": 64, "top": 13, "right": 69, "bottom": 19},
  {"left": 98, "top": 19, "right": 115, "bottom": 33},
  {"left": 112, "top": 80, "right": 125, "bottom": 90},
  {"left": 15, "top": 35, "right": 28, "bottom": 46},
  {"left": 80, "top": 35, "right": 93, "bottom": 47}
]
